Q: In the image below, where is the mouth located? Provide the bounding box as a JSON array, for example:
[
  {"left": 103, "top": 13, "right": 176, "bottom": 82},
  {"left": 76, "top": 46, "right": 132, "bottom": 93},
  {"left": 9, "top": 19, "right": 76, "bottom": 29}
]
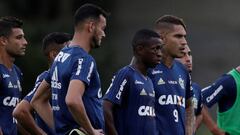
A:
[
  {"left": 186, "top": 64, "right": 192, "bottom": 68},
  {"left": 156, "top": 57, "right": 162, "bottom": 64},
  {"left": 179, "top": 47, "right": 185, "bottom": 52},
  {"left": 21, "top": 48, "right": 26, "bottom": 52}
]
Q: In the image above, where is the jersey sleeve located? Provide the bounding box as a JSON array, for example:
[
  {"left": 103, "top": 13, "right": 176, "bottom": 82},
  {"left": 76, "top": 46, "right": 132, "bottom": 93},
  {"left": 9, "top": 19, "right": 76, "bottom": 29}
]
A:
[
  {"left": 23, "top": 71, "right": 48, "bottom": 102},
  {"left": 103, "top": 68, "right": 129, "bottom": 105},
  {"left": 186, "top": 73, "right": 193, "bottom": 100},
  {"left": 45, "top": 70, "right": 51, "bottom": 84},
  {"left": 201, "top": 74, "right": 235, "bottom": 107},
  {"left": 70, "top": 56, "right": 95, "bottom": 86},
  {"left": 192, "top": 83, "right": 203, "bottom": 116}
]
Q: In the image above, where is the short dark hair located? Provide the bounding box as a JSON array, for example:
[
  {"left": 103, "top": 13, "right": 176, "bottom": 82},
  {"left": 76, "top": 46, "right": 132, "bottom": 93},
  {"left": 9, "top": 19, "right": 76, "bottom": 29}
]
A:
[
  {"left": 74, "top": 3, "right": 109, "bottom": 26},
  {"left": 155, "top": 15, "right": 186, "bottom": 33},
  {"left": 42, "top": 32, "right": 72, "bottom": 56},
  {"left": 132, "top": 29, "right": 160, "bottom": 50},
  {"left": 0, "top": 16, "right": 23, "bottom": 37}
]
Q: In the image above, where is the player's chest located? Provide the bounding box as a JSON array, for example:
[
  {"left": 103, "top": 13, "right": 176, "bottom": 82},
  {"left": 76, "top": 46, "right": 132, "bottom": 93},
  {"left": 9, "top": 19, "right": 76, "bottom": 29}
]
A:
[
  {"left": 1, "top": 70, "right": 22, "bottom": 94},
  {"left": 128, "top": 77, "right": 155, "bottom": 99}
]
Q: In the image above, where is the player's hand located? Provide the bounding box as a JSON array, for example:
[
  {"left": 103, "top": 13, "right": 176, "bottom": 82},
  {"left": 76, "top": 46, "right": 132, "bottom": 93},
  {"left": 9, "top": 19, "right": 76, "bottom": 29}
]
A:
[
  {"left": 91, "top": 129, "right": 104, "bottom": 135},
  {"left": 0, "top": 127, "right": 3, "bottom": 135},
  {"left": 211, "top": 129, "right": 225, "bottom": 135}
]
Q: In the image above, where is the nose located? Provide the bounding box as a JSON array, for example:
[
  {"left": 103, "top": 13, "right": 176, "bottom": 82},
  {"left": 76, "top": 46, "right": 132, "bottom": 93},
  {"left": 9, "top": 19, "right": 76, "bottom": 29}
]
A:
[
  {"left": 102, "top": 31, "right": 106, "bottom": 38},
  {"left": 156, "top": 49, "right": 162, "bottom": 58},
  {"left": 181, "top": 37, "right": 187, "bottom": 46},
  {"left": 23, "top": 38, "right": 28, "bottom": 46}
]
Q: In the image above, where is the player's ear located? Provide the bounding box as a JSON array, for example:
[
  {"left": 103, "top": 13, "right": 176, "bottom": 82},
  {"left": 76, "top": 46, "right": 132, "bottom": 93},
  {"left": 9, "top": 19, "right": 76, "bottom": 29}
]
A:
[
  {"left": 135, "top": 45, "right": 145, "bottom": 55},
  {"left": 0, "top": 36, "right": 8, "bottom": 46},
  {"left": 49, "top": 50, "right": 58, "bottom": 60},
  {"left": 87, "top": 21, "right": 95, "bottom": 33}
]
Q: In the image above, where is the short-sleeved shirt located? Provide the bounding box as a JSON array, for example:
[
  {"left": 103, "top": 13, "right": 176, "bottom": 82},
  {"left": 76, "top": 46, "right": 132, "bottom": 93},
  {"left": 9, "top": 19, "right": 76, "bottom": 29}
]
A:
[
  {"left": 0, "top": 64, "right": 22, "bottom": 135},
  {"left": 201, "top": 74, "right": 236, "bottom": 112},
  {"left": 24, "top": 71, "right": 55, "bottom": 135},
  {"left": 45, "top": 46, "right": 104, "bottom": 135},
  {"left": 202, "top": 69, "right": 239, "bottom": 135},
  {"left": 104, "top": 65, "right": 157, "bottom": 135},
  {"left": 192, "top": 82, "right": 202, "bottom": 116},
  {"left": 148, "top": 60, "right": 193, "bottom": 135}
]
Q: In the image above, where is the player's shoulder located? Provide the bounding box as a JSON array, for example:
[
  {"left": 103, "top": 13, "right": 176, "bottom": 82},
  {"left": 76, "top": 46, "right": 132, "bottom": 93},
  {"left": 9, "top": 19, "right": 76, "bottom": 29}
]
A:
[
  {"left": 116, "top": 65, "right": 134, "bottom": 74},
  {"left": 113, "top": 65, "right": 135, "bottom": 78},
  {"left": 174, "top": 60, "right": 188, "bottom": 71},
  {"left": 192, "top": 82, "right": 201, "bottom": 90},
  {"left": 13, "top": 64, "right": 23, "bottom": 77},
  {"left": 67, "top": 46, "right": 95, "bottom": 63},
  {"left": 37, "top": 70, "right": 49, "bottom": 81}
]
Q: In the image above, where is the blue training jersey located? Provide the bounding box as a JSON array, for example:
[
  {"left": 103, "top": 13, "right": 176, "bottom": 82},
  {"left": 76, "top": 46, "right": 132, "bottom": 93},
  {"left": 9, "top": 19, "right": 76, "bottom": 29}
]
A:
[
  {"left": 201, "top": 74, "right": 236, "bottom": 112},
  {"left": 0, "top": 64, "right": 22, "bottom": 135},
  {"left": 148, "top": 60, "right": 193, "bottom": 135},
  {"left": 192, "top": 82, "right": 202, "bottom": 116},
  {"left": 104, "top": 65, "right": 157, "bottom": 135},
  {"left": 45, "top": 46, "right": 104, "bottom": 135},
  {"left": 24, "top": 71, "right": 55, "bottom": 135}
]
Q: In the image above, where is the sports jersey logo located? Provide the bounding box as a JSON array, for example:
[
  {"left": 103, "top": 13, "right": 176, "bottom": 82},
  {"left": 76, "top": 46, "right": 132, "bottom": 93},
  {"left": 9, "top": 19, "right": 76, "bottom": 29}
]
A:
[
  {"left": 51, "top": 67, "right": 62, "bottom": 89},
  {"left": 13, "top": 117, "right": 17, "bottom": 124},
  {"left": 178, "top": 77, "right": 185, "bottom": 89},
  {"left": 105, "top": 76, "right": 116, "bottom": 94},
  {"left": 116, "top": 79, "right": 127, "bottom": 99},
  {"left": 76, "top": 58, "right": 83, "bottom": 75},
  {"left": 2, "top": 74, "right": 10, "bottom": 78},
  {"left": 192, "top": 97, "right": 198, "bottom": 109},
  {"left": 206, "top": 85, "right": 223, "bottom": 103},
  {"left": 138, "top": 106, "right": 155, "bottom": 117},
  {"left": 152, "top": 70, "right": 162, "bottom": 75},
  {"left": 52, "top": 105, "right": 60, "bottom": 111},
  {"left": 149, "top": 91, "right": 155, "bottom": 97},
  {"left": 135, "top": 80, "right": 144, "bottom": 84},
  {"left": 8, "top": 81, "right": 13, "bottom": 88},
  {"left": 55, "top": 51, "right": 70, "bottom": 63},
  {"left": 140, "top": 88, "right": 147, "bottom": 96},
  {"left": 157, "top": 78, "right": 165, "bottom": 85},
  {"left": 98, "top": 88, "right": 102, "bottom": 98},
  {"left": 87, "top": 62, "right": 94, "bottom": 82},
  {"left": 17, "top": 80, "right": 22, "bottom": 92},
  {"left": 52, "top": 93, "right": 58, "bottom": 100},
  {"left": 3, "top": 96, "right": 20, "bottom": 107},
  {"left": 168, "top": 80, "right": 178, "bottom": 84},
  {"left": 158, "top": 95, "right": 185, "bottom": 108}
]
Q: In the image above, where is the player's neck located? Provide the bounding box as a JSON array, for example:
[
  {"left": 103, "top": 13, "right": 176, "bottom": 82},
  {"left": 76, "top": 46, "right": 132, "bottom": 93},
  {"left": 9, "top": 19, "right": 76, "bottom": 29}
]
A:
[
  {"left": 70, "top": 31, "right": 91, "bottom": 53},
  {"left": 130, "top": 57, "right": 148, "bottom": 76},
  {"left": 162, "top": 54, "right": 174, "bottom": 68},
  {"left": 0, "top": 49, "right": 15, "bottom": 69}
]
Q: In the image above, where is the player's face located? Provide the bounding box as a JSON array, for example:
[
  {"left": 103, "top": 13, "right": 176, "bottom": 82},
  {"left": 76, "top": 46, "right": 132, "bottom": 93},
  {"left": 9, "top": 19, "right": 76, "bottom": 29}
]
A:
[
  {"left": 5, "top": 28, "right": 28, "bottom": 57},
  {"left": 141, "top": 38, "right": 163, "bottom": 68},
  {"left": 176, "top": 45, "right": 192, "bottom": 72},
  {"left": 162, "top": 25, "right": 187, "bottom": 59},
  {"left": 92, "top": 15, "right": 106, "bottom": 48}
]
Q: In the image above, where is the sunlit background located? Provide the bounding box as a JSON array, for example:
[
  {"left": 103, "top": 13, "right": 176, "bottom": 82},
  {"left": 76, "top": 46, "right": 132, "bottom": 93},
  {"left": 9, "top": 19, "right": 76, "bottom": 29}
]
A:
[{"left": 1, "top": 0, "right": 240, "bottom": 134}]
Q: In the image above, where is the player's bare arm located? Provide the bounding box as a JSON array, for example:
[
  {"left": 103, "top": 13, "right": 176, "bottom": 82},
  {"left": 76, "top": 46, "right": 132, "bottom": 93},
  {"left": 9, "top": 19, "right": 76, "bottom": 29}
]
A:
[
  {"left": 13, "top": 100, "right": 46, "bottom": 135},
  {"left": 31, "top": 80, "right": 54, "bottom": 129},
  {"left": 186, "top": 97, "right": 194, "bottom": 135},
  {"left": 66, "top": 80, "right": 104, "bottom": 135},
  {"left": 103, "top": 100, "right": 118, "bottom": 135}
]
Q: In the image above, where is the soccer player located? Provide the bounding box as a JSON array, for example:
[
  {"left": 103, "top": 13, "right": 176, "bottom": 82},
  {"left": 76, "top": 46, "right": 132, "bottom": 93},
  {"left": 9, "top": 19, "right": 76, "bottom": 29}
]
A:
[
  {"left": 201, "top": 67, "right": 240, "bottom": 134},
  {"left": 13, "top": 32, "right": 71, "bottom": 135},
  {"left": 31, "top": 4, "right": 108, "bottom": 135},
  {"left": 148, "top": 15, "right": 194, "bottom": 135},
  {"left": 103, "top": 29, "right": 162, "bottom": 135},
  {"left": 0, "top": 16, "right": 28, "bottom": 135},
  {"left": 176, "top": 45, "right": 225, "bottom": 135}
]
